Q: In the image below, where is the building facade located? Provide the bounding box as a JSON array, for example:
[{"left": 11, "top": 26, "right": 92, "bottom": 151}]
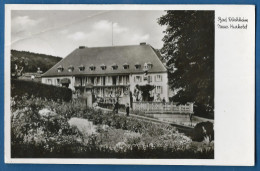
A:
[{"left": 42, "top": 43, "right": 170, "bottom": 105}]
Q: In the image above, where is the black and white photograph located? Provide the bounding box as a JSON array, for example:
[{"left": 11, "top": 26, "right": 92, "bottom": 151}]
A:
[
  {"left": 4, "top": 5, "right": 255, "bottom": 165},
  {"left": 9, "top": 8, "right": 215, "bottom": 159}
]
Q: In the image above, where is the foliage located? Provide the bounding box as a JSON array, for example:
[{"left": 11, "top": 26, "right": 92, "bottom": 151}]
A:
[
  {"left": 11, "top": 96, "right": 214, "bottom": 158},
  {"left": 11, "top": 55, "right": 29, "bottom": 78},
  {"left": 98, "top": 103, "right": 126, "bottom": 111},
  {"left": 135, "top": 84, "right": 155, "bottom": 101},
  {"left": 158, "top": 11, "right": 214, "bottom": 115},
  {"left": 190, "top": 121, "right": 214, "bottom": 142},
  {"left": 11, "top": 79, "right": 72, "bottom": 102},
  {"left": 11, "top": 49, "right": 62, "bottom": 73}
]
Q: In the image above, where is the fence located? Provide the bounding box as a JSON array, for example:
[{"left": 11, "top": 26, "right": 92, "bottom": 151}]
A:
[{"left": 133, "top": 102, "right": 193, "bottom": 114}]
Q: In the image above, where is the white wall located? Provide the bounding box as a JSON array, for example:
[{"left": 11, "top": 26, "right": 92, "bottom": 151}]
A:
[
  {"left": 41, "top": 76, "right": 75, "bottom": 90},
  {"left": 42, "top": 73, "right": 170, "bottom": 101}
]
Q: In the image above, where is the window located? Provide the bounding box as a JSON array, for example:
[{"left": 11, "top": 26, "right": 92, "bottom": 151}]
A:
[
  {"left": 57, "top": 79, "right": 60, "bottom": 85},
  {"left": 79, "top": 65, "right": 85, "bottom": 71},
  {"left": 91, "top": 77, "right": 95, "bottom": 84},
  {"left": 123, "top": 63, "right": 129, "bottom": 69},
  {"left": 106, "top": 76, "right": 112, "bottom": 84},
  {"left": 89, "top": 65, "right": 96, "bottom": 71},
  {"left": 81, "top": 77, "right": 85, "bottom": 86},
  {"left": 68, "top": 65, "right": 74, "bottom": 72},
  {"left": 47, "top": 79, "right": 52, "bottom": 85},
  {"left": 156, "top": 86, "right": 163, "bottom": 94},
  {"left": 97, "top": 77, "right": 101, "bottom": 85},
  {"left": 111, "top": 64, "right": 118, "bottom": 70},
  {"left": 57, "top": 65, "right": 64, "bottom": 72},
  {"left": 148, "top": 75, "right": 152, "bottom": 83},
  {"left": 100, "top": 64, "right": 106, "bottom": 70},
  {"left": 134, "top": 76, "right": 142, "bottom": 83},
  {"left": 146, "top": 62, "right": 153, "bottom": 69},
  {"left": 119, "top": 76, "right": 123, "bottom": 84},
  {"left": 144, "top": 63, "right": 150, "bottom": 70},
  {"left": 135, "top": 63, "right": 141, "bottom": 69},
  {"left": 155, "top": 75, "right": 162, "bottom": 82},
  {"left": 126, "top": 76, "right": 129, "bottom": 84}
]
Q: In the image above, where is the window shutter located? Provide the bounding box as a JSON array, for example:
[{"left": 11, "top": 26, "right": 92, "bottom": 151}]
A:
[
  {"left": 134, "top": 76, "right": 136, "bottom": 82},
  {"left": 161, "top": 86, "right": 163, "bottom": 94}
]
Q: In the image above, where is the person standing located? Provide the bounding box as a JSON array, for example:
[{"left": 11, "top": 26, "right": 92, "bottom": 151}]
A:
[
  {"left": 126, "top": 103, "right": 130, "bottom": 117},
  {"left": 162, "top": 97, "right": 166, "bottom": 104},
  {"left": 162, "top": 97, "right": 166, "bottom": 110},
  {"left": 113, "top": 100, "right": 119, "bottom": 114}
]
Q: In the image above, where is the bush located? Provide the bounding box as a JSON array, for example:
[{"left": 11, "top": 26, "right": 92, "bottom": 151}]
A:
[
  {"left": 11, "top": 96, "right": 214, "bottom": 159},
  {"left": 98, "top": 103, "right": 126, "bottom": 111},
  {"left": 11, "top": 79, "right": 72, "bottom": 102},
  {"left": 194, "top": 103, "right": 214, "bottom": 119},
  {"left": 190, "top": 121, "right": 214, "bottom": 142}
]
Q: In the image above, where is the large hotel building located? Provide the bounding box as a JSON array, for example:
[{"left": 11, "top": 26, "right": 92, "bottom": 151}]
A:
[{"left": 42, "top": 43, "right": 171, "bottom": 105}]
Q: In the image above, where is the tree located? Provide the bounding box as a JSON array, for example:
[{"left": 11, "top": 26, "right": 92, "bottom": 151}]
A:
[
  {"left": 11, "top": 55, "right": 29, "bottom": 78},
  {"left": 135, "top": 84, "right": 155, "bottom": 101},
  {"left": 158, "top": 11, "right": 214, "bottom": 115}
]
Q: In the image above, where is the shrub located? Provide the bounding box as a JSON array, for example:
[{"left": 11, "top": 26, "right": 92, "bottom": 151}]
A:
[
  {"left": 11, "top": 79, "right": 72, "bottom": 102},
  {"left": 98, "top": 103, "right": 126, "bottom": 112},
  {"left": 190, "top": 121, "right": 214, "bottom": 142},
  {"left": 11, "top": 96, "right": 214, "bottom": 159},
  {"left": 124, "top": 131, "right": 142, "bottom": 145}
]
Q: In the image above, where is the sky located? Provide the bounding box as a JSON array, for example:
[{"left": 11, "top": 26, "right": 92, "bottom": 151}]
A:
[{"left": 11, "top": 10, "right": 167, "bottom": 57}]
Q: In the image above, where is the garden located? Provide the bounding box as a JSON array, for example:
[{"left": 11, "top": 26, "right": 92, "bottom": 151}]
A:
[{"left": 11, "top": 94, "right": 214, "bottom": 158}]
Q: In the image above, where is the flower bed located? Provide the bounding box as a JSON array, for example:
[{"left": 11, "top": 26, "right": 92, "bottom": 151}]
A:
[{"left": 11, "top": 96, "right": 214, "bottom": 158}]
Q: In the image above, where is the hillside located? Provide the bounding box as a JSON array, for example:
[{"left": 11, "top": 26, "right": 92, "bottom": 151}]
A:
[{"left": 11, "top": 50, "right": 62, "bottom": 73}]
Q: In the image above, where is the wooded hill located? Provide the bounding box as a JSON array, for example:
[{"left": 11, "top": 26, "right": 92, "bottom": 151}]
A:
[{"left": 11, "top": 50, "right": 62, "bottom": 73}]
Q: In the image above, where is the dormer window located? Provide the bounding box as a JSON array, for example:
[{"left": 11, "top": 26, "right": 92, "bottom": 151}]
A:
[
  {"left": 147, "top": 62, "right": 153, "bottom": 69},
  {"left": 111, "top": 63, "right": 118, "bottom": 70},
  {"left": 135, "top": 63, "right": 141, "bottom": 70},
  {"left": 68, "top": 65, "right": 74, "bottom": 72},
  {"left": 123, "top": 63, "right": 129, "bottom": 69},
  {"left": 89, "top": 64, "right": 96, "bottom": 71},
  {"left": 144, "top": 62, "right": 153, "bottom": 70},
  {"left": 57, "top": 65, "right": 64, "bottom": 72},
  {"left": 100, "top": 64, "right": 106, "bottom": 70},
  {"left": 78, "top": 65, "right": 85, "bottom": 71}
]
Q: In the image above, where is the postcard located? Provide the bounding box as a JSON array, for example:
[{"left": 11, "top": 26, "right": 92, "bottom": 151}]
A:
[{"left": 4, "top": 4, "right": 255, "bottom": 165}]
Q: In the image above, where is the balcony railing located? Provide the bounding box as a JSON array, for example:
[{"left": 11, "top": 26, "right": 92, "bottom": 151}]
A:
[
  {"left": 74, "top": 82, "right": 129, "bottom": 87},
  {"left": 133, "top": 102, "right": 193, "bottom": 114}
]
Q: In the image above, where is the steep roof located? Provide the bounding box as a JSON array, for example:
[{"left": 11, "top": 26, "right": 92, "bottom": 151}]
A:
[{"left": 42, "top": 44, "right": 167, "bottom": 77}]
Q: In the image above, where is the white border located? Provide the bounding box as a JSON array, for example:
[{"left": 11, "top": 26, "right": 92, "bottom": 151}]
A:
[{"left": 5, "top": 4, "right": 255, "bottom": 165}]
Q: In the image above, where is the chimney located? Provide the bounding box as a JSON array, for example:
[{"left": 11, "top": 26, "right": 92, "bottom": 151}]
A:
[
  {"left": 140, "top": 42, "right": 146, "bottom": 45},
  {"left": 79, "top": 46, "right": 86, "bottom": 49}
]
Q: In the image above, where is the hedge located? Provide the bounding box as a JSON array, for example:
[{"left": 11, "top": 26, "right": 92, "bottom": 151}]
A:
[
  {"left": 98, "top": 103, "right": 126, "bottom": 111},
  {"left": 190, "top": 121, "right": 214, "bottom": 142},
  {"left": 11, "top": 79, "right": 72, "bottom": 102}
]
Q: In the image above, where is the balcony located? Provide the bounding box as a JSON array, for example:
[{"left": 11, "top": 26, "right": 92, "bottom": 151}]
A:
[{"left": 75, "top": 76, "right": 130, "bottom": 88}]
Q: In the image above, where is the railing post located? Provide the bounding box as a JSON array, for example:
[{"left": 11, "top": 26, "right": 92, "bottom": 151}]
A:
[{"left": 189, "top": 103, "right": 194, "bottom": 113}]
